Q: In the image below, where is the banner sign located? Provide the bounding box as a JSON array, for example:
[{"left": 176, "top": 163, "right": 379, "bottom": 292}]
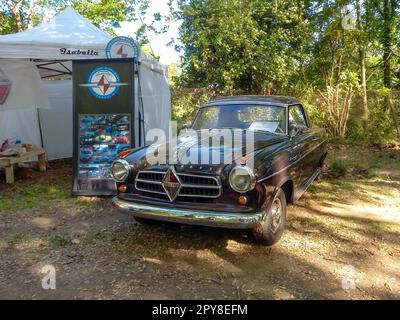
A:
[
  {"left": 72, "top": 58, "right": 135, "bottom": 195},
  {"left": 106, "top": 36, "right": 140, "bottom": 59},
  {"left": 60, "top": 48, "right": 99, "bottom": 56}
]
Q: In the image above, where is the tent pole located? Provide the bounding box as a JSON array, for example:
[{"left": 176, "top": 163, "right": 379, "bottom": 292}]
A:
[
  {"left": 36, "top": 108, "right": 44, "bottom": 148},
  {"left": 137, "top": 63, "right": 145, "bottom": 147}
]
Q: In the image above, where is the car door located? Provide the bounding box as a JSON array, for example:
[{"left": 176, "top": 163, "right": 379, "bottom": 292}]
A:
[{"left": 287, "top": 104, "right": 313, "bottom": 197}]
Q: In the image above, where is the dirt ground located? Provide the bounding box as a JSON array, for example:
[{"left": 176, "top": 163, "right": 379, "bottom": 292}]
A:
[{"left": 0, "top": 144, "right": 400, "bottom": 300}]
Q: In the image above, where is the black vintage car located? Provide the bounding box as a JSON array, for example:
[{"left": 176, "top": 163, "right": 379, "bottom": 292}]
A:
[{"left": 110, "top": 96, "right": 327, "bottom": 245}]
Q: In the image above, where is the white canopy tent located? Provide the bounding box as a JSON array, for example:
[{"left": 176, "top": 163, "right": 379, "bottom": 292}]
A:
[{"left": 0, "top": 8, "right": 171, "bottom": 160}]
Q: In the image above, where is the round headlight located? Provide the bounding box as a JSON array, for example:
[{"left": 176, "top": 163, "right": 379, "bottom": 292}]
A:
[
  {"left": 229, "top": 165, "right": 256, "bottom": 193},
  {"left": 110, "top": 160, "right": 131, "bottom": 182}
]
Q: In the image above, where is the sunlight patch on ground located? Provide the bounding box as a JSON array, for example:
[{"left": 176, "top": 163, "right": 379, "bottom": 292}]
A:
[
  {"left": 195, "top": 249, "right": 243, "bottom": 275},
  {"left": 314, "top": 201, "right": 400, "bottom": 224},
  {"left": 142, "top": 257, "right": 163, "bottom": 265},
  {"left": 31, "top": 217, "right": 59, "bottom": 230},
  {"left": 0, "top": 239, "right": 8, "bottom": 253}
]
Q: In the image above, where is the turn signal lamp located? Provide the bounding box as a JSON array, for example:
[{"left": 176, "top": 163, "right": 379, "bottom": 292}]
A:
[
  {"left": 118, "top": 184, "right": 127, "bottom": 193},
  {"left": 238, "top": 195, "right": 248, "bottom": 205}
]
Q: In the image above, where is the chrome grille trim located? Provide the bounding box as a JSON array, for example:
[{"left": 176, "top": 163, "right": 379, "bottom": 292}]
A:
[{"left": 135, "top": 170, "right": 222, "bottom": 199}]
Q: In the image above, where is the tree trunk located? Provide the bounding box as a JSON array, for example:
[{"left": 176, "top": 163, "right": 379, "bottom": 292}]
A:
[
  {"left": 382, "top": 0, "right": 392, "bottom": 89},
  {"left": 356, "top": 0, "right": 368, "bottom": 134},
  {"left": 381, "top": 0, "right": 400, "bottom": 143},
  {"left": 6, "top": 0, "right": 24, "bottom": 32}
]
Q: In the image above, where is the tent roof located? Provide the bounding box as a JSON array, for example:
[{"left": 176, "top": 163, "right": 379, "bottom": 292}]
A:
[
  {"left": 0, "top": 8, "right": 111, "bottom": 60},
  {"left": 0, "top": 8, "right": 167, "bottom": 77}
]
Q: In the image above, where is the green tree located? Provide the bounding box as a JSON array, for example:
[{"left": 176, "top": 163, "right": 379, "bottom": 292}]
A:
[
  {"left": 172, "top": 0, "right": 312, "bottom": 95},
  {"left": 0, "top": 0, "right": 151, "bottom": 37},
  {"left": 364, "top": 0, "right": 400, "bottom": 141}
]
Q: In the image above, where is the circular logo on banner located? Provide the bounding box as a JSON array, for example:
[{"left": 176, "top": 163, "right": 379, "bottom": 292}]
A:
[
  {"left": 81, "top": 66, "right": 128, "bottom": 99},
  {"left": 106, "top": 36, "right": 139, "bottom": 59}
]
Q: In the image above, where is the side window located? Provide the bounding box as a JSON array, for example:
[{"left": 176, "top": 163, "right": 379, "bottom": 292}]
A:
[
  {"left": 289, "top": 105, "right": 307, "bottom": 128},
  {"left": 195, "top": 107, "right": 219, "bottom": 129}
]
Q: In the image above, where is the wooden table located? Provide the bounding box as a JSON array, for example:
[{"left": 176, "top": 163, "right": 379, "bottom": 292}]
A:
[{"left": 0, "top": 148, "right": 46, "bottom": 184}]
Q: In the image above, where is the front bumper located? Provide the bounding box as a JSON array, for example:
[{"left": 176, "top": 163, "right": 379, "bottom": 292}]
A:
[{"left": 112, "top": 197, "right": 263, "bottom": 229}]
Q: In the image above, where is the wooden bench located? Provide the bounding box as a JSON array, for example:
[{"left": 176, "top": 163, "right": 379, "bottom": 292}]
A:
[{"left": 0, "top": 148, "right": 46, "bottom": 184}]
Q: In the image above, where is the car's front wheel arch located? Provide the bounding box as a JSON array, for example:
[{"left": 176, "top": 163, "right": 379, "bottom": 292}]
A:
[{"left": 251, "top": 186, "right": 287, "bottom": 246}]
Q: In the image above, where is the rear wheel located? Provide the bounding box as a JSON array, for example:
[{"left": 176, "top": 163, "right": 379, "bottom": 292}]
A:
[{"left": 251, "top": 188, "right": 287, "bottom": 246}]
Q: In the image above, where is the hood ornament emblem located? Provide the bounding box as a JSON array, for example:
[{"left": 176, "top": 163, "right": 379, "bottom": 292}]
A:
[{"left": 162, "top": 166, "right": 182, "bottom": 202}]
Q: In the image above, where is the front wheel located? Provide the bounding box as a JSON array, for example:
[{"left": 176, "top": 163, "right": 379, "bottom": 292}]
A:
[{"left": 251, "top": 188, "right": 287, "bottom": 246}]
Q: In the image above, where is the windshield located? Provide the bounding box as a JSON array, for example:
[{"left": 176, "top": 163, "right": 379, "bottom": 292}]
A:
[{"left": 192, "top": 104, "right": 286, "bottom": 134}]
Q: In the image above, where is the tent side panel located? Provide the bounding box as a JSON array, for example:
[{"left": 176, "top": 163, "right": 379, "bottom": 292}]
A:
[
  {"left": 0, "top": 108, "right": 42, "bottom": 148},
  {"left": 39, "top": 80, "right": 73, "bottom": 160},
  {"left": 139, "top": 65, "right": 171, "bottom": 144},
  {"left": 0, "top": 59, "right": 51, "bottom": 111}
]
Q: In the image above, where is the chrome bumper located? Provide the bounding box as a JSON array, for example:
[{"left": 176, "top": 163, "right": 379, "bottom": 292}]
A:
[{"left": 112, "top": 197, "right": 262, "bottom": 229}]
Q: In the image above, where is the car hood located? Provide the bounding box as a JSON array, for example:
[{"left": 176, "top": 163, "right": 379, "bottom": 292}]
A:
[{"left": 128, "top": 129, "right": 287, "bottom": 170}]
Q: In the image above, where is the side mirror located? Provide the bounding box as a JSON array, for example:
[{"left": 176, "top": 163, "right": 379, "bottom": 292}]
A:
[{"left": 181, "top": 123, "right": 191, "bottom": 130}]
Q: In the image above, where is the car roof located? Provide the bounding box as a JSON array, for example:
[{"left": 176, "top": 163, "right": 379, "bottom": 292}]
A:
[{"left": 202, "top": 95, "right": 300, "bottom": 107}]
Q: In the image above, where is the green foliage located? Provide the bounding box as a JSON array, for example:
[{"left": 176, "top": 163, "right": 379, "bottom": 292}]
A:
[
  {"left": 9, "top": 233, "right": 33, "bottom": 243},
  {"left": 168, "top": 0, "right": 400, "bottom": 144},
  {"left": 346, "top": 93, "right": 399, "bottom": 144},
  {"left": 0, "top": 0, "right": 150, "bottom": 38},
  {"left": 0, "top": 195, "right": 13, "bottom": 212},
  {"left": 0, "top": 184, "right": 69, "bottom": 212},
  {"left": 0, "top": 11, "right": 19, "bottom": 35},
  {"left": 171, "top": 86, "right": 214, "bottom": 126},
  {"left": 331, "top": 160, "right": 347, "bottom": 177},
  {"left": 167, "top": 63, "right": 180, "bottom": 86},
  {"left": 47, "top": 234, "right": 71, "bottom": 246},
  {"left": 174, "top": 0, "right": 312, "bottom": 94},
  {"left": 19, "top": 185, "right": 69, "bottom": 209},
  {"left": 71, "top": 0, "right": 128, "bottom": 34}
]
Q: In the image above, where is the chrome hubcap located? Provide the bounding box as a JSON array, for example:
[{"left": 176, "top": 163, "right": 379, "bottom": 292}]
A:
[{"left": 270, "top": 198, "right": 282, "bottom": 233}]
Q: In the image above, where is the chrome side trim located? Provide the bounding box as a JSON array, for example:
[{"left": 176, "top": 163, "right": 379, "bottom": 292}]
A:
[{"left": 112, "top": 197, "right": 262, "bottom": 229}]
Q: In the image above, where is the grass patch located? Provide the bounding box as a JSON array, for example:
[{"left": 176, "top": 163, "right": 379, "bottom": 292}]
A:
[
  {"left": 0, "top": 184, "right": 71, "bottom": 212},
  {"left": 331, "top": 160, "right": 347, "bottom": 177},
  {"left": 325, "top": 145, "right": 400, "bottom": 179},
  {"left": 83, "top": 229, "right": 115, "bottom": 243},
  {"left": 47, "top": 235, "right": 71, "bottom": 246},
  {"left": 0, "top": 195, "right": 13, "bottom": 211},
  {"left": 9, "top": 233, "right": 33, "bottom": 243},
  {"left": 19, "top": 185, "right": 69, "bottom": 209}
]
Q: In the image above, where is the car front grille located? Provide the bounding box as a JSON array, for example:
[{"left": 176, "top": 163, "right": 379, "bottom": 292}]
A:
[{"left": 135, "top": 170, "right": 222, "bottom": 201}]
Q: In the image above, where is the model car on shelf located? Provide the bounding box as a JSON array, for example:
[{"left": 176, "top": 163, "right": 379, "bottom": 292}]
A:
[
  {"left": 117, "top": 115, "right": 129, "bottom": 124},
  {"left": 79, "top": 164, "right": 100, "bottom": 178},
  {"left": 79, "top": 149, "right": 93, "bottom": 162},
  {"left": 93, "top": 144, "right": 110, "bottom": 155},
  {"left": 95, "top": 134, "right": 113, "bottom": 143},
  {"left": 92, "top": 155, "right": 114, "bottom": 164},
  {"left": 114, "top": 144, "right": 130, "bottom": 153},
  {"left": 112, "top": 136, "right": 130, "bottom": 145}
]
